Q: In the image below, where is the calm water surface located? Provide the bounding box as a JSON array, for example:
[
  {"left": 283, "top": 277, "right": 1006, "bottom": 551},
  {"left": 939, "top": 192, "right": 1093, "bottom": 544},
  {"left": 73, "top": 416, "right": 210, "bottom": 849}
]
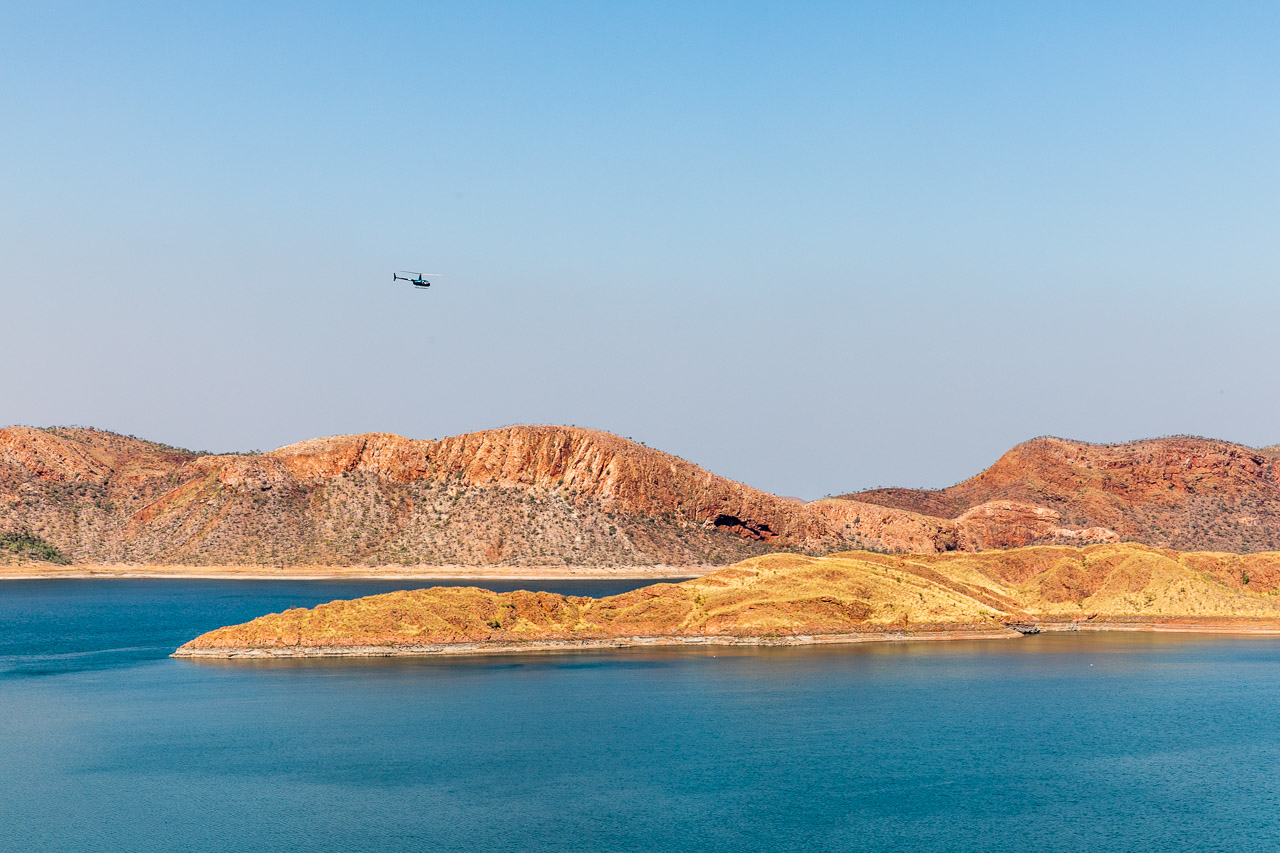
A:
[{"left": 4, "top": 580, "right": 1280, "bottom": 852}]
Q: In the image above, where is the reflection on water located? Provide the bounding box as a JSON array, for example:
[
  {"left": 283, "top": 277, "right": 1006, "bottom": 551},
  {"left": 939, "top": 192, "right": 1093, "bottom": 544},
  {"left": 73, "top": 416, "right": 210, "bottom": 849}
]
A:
[{"left": 4, "top": 581, "right": 1280, "bottom": 852}]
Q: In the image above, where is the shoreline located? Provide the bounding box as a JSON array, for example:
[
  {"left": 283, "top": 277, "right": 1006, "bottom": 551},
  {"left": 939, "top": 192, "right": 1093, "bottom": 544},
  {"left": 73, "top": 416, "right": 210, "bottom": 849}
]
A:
[
  {"left": 0, "top": 564, "right": 712, "bottom": 582},
  {"left": 172, "top": 628, "right": 1022, "bottom": 658},
  {"left": 172, "top": 621, "right": 1280, "bottom": 659},
  {"left": 1035, "top": 621, "right": 1280, "bottom": 635}
]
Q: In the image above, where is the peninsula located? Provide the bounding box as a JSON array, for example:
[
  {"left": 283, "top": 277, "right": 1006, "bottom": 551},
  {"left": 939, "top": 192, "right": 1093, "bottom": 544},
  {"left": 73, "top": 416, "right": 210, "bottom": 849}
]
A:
[{"left": 174, "top": 543, "right": 1280, "bottom": 658}]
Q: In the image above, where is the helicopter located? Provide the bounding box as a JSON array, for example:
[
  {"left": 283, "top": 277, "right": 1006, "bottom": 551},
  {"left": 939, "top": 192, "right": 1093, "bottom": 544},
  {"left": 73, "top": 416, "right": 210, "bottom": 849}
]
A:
[{"left": 392, "top": 271, "right": 441, "bottom": 289}]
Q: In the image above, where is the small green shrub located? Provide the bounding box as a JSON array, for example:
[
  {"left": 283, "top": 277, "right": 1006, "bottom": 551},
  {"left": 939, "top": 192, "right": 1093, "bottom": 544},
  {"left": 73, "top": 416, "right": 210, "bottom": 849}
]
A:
[{"left": 0, "top": 530, "right": 71, "bottom": 565}]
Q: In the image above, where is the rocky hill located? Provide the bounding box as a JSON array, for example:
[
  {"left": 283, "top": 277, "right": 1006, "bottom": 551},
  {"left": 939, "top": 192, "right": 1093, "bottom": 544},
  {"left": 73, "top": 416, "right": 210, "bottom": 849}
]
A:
[
  {"left": 1, "top": 425, "right": 967, "bottom": 567},
  {"left": 844, "top": 436, "right": 1280, "bottom": 553},
  {"left": 174, "top": 543, "right": 1280, "bottom": 657},
  {"left": 8, "top": 427, "right": 1278, "bottom": 568}
]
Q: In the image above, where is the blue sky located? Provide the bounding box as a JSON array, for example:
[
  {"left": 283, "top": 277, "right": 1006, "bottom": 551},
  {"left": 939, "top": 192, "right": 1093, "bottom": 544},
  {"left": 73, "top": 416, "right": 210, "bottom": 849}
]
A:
[{"left": 2, "top": 1, "right": 1277, "bottom": 498}]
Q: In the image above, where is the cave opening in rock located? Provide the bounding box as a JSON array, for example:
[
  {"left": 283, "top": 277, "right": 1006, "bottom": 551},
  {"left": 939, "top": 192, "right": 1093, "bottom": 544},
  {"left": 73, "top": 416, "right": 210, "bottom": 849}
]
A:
[{"left": 712, "top": 514, "right": 774, "bottom": 541}]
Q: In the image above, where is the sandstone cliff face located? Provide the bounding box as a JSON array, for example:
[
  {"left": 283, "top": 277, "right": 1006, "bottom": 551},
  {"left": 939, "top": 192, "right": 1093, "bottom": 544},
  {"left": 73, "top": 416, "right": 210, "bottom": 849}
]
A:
[
  {"left": 0, "top": 425, "right": 956, "bottom": 566},
  {"left": 953, "top": 501, "right": 1119, "bottom": 550},
  {"left": 806, "top": 499, "right": 960, "bottom": 553},
  {"left": 0, "top": 429, "right": 198, "bottom": 562},
  {"left": 0, "top": 427, "right": 194, "bottom": 485},
  {"left": 0, "top": 428, "right": 114, "bottom": 482},
  {"left": 8, "top": 427, "right": 1278, "bottom": 566},
  {"left": 846, "top": 436, "right": 1280, "bottom": 552}
]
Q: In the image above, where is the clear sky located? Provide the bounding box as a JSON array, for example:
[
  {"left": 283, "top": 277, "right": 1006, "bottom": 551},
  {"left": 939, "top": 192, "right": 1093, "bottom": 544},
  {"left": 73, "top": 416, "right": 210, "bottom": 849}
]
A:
[{"left": 2, "top": 1, "right": 1278, "bottom": 498}]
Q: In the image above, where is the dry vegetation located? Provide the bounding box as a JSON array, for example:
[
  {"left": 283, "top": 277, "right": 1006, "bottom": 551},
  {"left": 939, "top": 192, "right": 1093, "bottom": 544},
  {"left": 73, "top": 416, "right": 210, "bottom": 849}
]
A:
[
  {"left": 845, "top": 436, "right": 1280, "bottom": 552},
  {"left": 177, "top": 543, "right": 1280, "bottom": 656},
  {"left": 0, "top": 426, "right": 936, "bottom": 568},
  {"left": 10, "top": 427, "right": 1280, "bottom": 571}
]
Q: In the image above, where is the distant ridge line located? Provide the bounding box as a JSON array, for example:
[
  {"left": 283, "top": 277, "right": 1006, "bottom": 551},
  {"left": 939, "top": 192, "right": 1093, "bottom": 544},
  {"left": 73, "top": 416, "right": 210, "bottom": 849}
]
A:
[{"left": 4, "top": 425, "right": 1280, "bottom": 564}]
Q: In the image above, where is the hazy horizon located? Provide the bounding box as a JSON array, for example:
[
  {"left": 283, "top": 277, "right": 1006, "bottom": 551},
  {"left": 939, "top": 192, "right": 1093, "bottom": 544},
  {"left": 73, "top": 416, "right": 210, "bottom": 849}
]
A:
[{"left": 4, "top": 2, "right": 1278, "bottom": 499}]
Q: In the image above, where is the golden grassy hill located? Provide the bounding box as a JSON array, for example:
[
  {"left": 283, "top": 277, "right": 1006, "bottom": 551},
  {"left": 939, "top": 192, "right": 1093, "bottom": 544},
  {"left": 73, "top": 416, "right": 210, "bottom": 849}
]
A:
[{"left": 175, "top": 543, "right": 1280, "bottom": 656}]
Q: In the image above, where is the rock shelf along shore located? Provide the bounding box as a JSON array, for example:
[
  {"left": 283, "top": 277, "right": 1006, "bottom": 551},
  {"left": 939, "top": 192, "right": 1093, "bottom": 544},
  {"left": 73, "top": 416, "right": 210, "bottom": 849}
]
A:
[{"left": 174, "top": 543, "right": 1280, "bottom": 659}]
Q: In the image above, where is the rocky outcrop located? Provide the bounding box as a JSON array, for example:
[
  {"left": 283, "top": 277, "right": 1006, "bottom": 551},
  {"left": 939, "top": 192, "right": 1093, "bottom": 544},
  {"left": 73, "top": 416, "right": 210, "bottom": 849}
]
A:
[
  {"left": 845, "top": 436, "right": 1280, "bottom": 552},
  {"left": 807, "top": 499, "right": 961, "bottom": 553},
  {"left": 0, "top": 425, "right": 960, "bottom": 566},
  {"left": 954, "top": 501, "right": 1118, "bottom": 550},
  {"left": 8, "top": 426, "right": 1280, "bottom": 566},
  {"left": 0, "top": 428, "right": 115, "bottom": 482}
]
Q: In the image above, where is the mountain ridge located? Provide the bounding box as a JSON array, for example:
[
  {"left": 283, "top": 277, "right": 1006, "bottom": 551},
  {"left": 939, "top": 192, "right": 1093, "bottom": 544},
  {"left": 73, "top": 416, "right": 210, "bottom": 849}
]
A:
[
  {"left": 843, "top": 435, "right": 1280, "bottom": 552},
  {"left": 1, "top": 425, "right": 960, "bottom": 566},
  {"left": 6, "top": 425, "right": 1280, "bottom": 567}
]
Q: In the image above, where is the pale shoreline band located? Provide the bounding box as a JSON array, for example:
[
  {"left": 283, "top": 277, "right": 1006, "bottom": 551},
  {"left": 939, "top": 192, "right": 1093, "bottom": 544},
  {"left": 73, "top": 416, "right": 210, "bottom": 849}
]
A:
[{"left": 0, "top": 564, "right": 711, "bottom": 581}]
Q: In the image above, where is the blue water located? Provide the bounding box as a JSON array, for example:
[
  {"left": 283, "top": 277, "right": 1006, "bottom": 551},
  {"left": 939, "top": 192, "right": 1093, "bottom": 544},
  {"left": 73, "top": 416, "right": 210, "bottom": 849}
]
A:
[{"left": 5, "top": 581, "right": 1280, "bottom": 852}]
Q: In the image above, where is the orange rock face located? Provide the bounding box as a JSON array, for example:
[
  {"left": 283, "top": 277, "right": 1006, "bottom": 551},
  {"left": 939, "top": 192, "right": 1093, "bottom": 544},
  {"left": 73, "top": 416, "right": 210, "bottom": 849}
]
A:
[
  {"left": 5, "top": 427, "right": 1279, "bottom": 566},
  {"left": 953, "top": 501, "right": 1119, "bottom": 550},
  {"left": 0, "top": 425, "right": 954, "bottom": 566},
  {"left": 0, "top": 429, "right": 99, "bottom": 482},
  {"left": 846, "top": 436, "right": 1280, "bottom": 552}
]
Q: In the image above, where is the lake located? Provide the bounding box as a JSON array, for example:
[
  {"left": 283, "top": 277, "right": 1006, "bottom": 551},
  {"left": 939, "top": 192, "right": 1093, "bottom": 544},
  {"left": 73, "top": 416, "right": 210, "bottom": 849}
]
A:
[{"left": 4, "top": 579, "right": 1280, "bottom": 852}]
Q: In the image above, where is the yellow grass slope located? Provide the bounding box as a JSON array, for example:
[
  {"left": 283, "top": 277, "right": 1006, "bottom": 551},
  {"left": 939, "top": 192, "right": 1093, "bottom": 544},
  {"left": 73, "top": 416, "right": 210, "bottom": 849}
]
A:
[
  {"left": 901, "top": 545, "right": 1280, "bottom": 620},
  {"left": 176, "top": 544, "right": 1280, "bottom": 655}
]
